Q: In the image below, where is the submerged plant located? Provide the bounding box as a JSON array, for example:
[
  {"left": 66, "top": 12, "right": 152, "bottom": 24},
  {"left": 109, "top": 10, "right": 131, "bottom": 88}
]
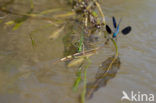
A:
[{"left": 86, "top": 38, "right": 120, "bottom": 99}]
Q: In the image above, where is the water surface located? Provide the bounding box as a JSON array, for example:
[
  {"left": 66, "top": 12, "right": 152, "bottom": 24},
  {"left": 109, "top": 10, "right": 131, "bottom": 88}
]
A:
[{"left": 0, "top": 0, "right": 156, "bottom": 103}]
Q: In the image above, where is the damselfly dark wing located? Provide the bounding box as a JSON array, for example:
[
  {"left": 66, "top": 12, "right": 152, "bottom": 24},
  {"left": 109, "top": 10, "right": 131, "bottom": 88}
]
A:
[
  {"left": 106, "top": 25, "right": 112, "bottom": 34},
  {"left": 121, "top": 26, "right": 131, "bottom": 35},
  {"left": 112, "top": 16, "right": 117, "bottom": 28}
]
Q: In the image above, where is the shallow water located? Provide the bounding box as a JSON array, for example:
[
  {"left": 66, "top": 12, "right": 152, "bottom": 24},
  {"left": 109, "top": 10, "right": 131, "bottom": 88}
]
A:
[{"left": 0, "top": 0, "right": 156, "bottom": 103}]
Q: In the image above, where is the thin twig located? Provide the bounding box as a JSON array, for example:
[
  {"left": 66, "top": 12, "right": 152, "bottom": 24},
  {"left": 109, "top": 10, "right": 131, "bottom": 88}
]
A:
[{"left": 93, "top": 0, "right": 106, "bottom": 25}]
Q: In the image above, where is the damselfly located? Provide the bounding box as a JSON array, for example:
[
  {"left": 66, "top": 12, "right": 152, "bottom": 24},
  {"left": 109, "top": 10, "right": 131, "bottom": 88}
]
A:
[{"left": 106, "top": 16, "right": 132, "bottom": 38}]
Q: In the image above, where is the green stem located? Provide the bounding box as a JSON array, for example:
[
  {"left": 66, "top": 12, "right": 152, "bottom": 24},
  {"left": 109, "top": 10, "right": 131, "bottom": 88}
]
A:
[
  {"left": 111, "top": 38, "right": 118, "bottom": 57},
  {"left": 73, "top": 67, "right": 82, "bottom": 91},
  {"left": 78, "top": 34, "right": 84, "bottom": 52},
  {"left": 81, "top": 58, "right": 90, "bottom": 103},
  {"left": 81, "top": 67, "right": 87, "bottom": 103}
]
